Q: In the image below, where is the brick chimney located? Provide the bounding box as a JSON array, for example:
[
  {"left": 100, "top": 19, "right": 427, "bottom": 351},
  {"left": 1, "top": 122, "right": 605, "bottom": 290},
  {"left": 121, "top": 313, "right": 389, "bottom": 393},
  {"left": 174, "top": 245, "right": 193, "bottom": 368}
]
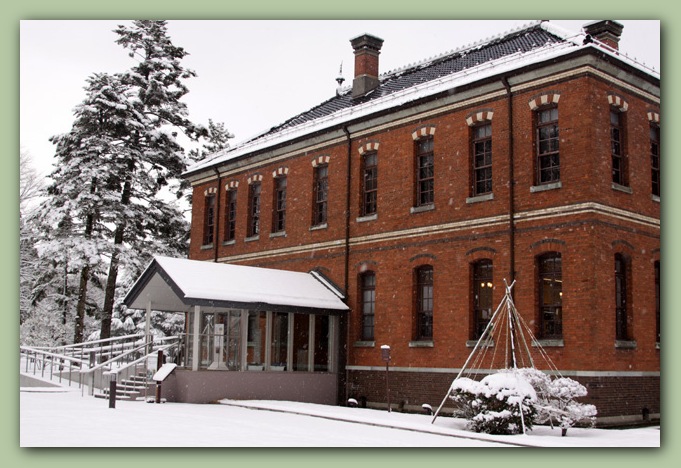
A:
[
  {"left": 583, "top": 20, "right": 624, "bottom": 50},
  {"left": 350, "top": 33, "right": 384, "bottom": 98}
]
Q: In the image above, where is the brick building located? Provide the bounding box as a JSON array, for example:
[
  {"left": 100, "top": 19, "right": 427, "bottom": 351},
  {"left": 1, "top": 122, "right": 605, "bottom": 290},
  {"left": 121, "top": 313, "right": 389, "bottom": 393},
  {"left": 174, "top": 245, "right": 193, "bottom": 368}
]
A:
[{"left": 179, "top": 20, "right": 660, "bottom": 425}]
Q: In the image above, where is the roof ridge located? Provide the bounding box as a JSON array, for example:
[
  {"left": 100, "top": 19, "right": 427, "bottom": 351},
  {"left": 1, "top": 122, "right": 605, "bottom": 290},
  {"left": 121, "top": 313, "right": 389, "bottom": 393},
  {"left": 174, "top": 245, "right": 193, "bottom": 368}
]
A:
[{"left": 380, "top": 20, "right": 544, "bottom": 79}]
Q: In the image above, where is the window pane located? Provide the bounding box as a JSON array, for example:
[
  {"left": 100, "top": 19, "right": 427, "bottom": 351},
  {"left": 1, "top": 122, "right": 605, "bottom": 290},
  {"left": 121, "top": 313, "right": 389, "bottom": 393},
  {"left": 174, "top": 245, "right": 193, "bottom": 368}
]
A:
[
  {"left": 538, "top": 253, "right": 562, "bottom": 339},
  {"left": 270, "top": 312, "right": 288, "bottom": 370}
]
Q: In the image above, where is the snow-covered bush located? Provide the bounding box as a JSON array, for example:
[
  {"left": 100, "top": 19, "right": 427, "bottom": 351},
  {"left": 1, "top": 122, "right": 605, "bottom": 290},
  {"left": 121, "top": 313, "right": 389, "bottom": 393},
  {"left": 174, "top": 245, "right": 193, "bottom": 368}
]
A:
[
  {"left": 449, "top": 372, "right": 537, "bottom": 435},
  {"left": 513, "top": 368, "right": 597, "bottom": 434}
]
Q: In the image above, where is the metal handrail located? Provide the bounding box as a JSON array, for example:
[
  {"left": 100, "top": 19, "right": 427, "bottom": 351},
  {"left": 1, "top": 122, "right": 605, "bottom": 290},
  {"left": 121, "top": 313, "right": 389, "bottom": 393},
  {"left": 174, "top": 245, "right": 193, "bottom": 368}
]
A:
[{"left": 20, "top": 334, "right": 183, "bottom": 397}]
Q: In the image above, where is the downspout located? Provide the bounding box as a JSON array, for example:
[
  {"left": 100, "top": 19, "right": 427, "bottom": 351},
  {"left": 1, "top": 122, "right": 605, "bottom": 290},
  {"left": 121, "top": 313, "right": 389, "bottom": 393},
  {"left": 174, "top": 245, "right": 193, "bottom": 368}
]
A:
[
  {"left": 342, "top": 125, "right": 352, "bottom": 404},
  {"left": 342, "top": 126, "right": 352, "bottom": 293},
  {"left": 213, "top": 167, "right": 222, "bottom": 263},
  {"left": 502, "top": 77, "right": 516, "bottom": 284}
]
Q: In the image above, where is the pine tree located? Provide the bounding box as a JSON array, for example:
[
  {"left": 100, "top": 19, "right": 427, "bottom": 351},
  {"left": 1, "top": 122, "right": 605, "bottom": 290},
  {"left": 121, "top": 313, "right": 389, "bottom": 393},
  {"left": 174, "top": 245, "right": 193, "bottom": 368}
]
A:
[
  {"left": 98, "top": 20, "right": 205, "bottom": 339},
  {"left": 33, "top": 72, "right": 133, "bottom": 342}
]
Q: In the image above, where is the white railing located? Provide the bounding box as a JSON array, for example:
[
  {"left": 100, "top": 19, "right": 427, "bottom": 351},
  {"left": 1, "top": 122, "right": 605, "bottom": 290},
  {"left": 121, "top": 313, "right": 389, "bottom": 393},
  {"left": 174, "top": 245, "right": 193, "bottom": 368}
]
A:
[{"left": 20, "top": 334, "right": 184, "bottom": 399}]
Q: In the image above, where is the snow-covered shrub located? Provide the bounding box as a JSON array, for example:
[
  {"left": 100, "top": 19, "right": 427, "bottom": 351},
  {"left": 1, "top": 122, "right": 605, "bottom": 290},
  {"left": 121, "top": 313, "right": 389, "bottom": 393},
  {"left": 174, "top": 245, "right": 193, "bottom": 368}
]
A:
[
  {"left": 514, "top": 368, "right": 597, "bottom": 434},
  {"left": 548, "top": 377, "right": 597, "bottom": 432},
  {"left": 449, "top": 372, "right": 537, "bottom": 435}
]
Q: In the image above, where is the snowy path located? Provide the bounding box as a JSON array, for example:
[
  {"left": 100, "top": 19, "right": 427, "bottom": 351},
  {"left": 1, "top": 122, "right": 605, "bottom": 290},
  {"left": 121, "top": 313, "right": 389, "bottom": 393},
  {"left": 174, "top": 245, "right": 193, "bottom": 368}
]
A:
[{"left": 20, "top": 387, "right": 659, "bottom": 447}]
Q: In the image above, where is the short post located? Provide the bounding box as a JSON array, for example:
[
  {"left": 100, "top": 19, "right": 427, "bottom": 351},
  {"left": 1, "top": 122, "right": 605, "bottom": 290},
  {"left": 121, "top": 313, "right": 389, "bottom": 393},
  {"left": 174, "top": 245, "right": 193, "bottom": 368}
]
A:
[
  {"left": 108, "top": 373, "right": 117, "bottom": 409},
  {"left": 88, "top": 351, "right": 96, "bottom": 396},
  {"left": 155, "top": 350, "right": 164, "bottom": 403},
  {"left": 381, "top": 345, "right": 391, "bottom": 412}
]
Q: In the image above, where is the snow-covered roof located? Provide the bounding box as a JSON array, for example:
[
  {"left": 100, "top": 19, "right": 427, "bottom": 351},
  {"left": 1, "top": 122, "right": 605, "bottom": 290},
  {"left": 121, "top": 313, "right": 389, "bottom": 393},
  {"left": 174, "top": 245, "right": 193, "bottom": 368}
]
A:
[
  {"left": 124, "top": 256, "right": 349, "bottom": 313},
  {"left": 185, "top": 20, "right": 659, "bottom": 177}
]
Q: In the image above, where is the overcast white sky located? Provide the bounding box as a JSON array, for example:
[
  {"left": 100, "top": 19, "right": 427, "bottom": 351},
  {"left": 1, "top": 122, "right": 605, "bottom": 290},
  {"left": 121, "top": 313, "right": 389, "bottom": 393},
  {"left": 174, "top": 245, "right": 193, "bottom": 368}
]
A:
[{"left": 19, "top": 20, "right": 660, "bottom": 178}]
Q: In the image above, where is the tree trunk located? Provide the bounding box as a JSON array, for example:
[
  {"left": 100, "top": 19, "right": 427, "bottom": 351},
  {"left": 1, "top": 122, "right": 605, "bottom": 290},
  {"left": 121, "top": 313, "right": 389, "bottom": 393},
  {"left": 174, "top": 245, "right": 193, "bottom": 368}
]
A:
[
  {"left": 74, "top": 180, "right": 97, "bottom": 343},
  {"left": 73, "top": 265, "right": 89, "bottom": 343},
  {"left": 100, "top": 174, "right": 131, "bottom": 340}
]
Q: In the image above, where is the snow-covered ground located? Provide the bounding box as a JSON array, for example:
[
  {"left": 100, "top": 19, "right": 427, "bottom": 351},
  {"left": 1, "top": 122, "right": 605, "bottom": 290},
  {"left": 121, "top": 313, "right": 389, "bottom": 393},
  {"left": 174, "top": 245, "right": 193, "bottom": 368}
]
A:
[{"left": 20, "top": 384, "right": 659, "bottom": 447}]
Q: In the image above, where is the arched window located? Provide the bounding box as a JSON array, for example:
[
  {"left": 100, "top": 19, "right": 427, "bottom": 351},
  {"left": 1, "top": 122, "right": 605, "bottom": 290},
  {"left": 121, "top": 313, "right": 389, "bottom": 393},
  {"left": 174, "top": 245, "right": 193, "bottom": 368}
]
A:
[
  {"left": 471, "top": 123, "right": 492, "bottom": 196},
  {"left": 360, "top": 272, "right": 376, "bottom": 341},
  {"left": 415, "top": 137, "right": 434, "bottom": 207},
  {"left": 610, "top": 108, "right": 628, "bottom": 186},
  {"left": 650, "top": 124, "right": 660, "bottom": 197},
  {"left": 203, "top": 192, "right": 216, "bottom": 246},
  {"left": 538, "top": 252, "right": 562, "bottom": 339},
  {"left": 536, "top": 106, "right": 560, "bottom": 185},
  {"left": 272, "top": 175, "right": 287, "bottom": 233},
  {"left": 415, "top": 265, "right": 434, "bottom": 340},
  {"left": 225, "top": 188, "right": 237, "bottom": 242},
  {"left": 472, "top": 260, "right": 493, "bottom": 339},
  {"left": 247, "top": 181, "right": 261, "bottom": 237},
  {"left": 312, "top": 164, "right": 328, "bottom": 226},
  {"left": 361, "top": 151, "right": 378, "bottom": 216},
  {"left": 615, "top": 253, "right": 631, "bottom": 341}
]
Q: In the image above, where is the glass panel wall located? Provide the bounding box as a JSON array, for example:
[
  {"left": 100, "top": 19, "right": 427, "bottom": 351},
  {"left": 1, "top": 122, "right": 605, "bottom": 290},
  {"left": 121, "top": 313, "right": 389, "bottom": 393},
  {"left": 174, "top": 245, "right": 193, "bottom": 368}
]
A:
[
  {"left": 293, "top": 314, "right": 310, "bottom": 371},
  {"left": 270, "top": 312, "right": 289, "bottom": 370},
  {"left": 314, "top": 315, "right": 330, "bottom": 372},
  {"left": 246, "top": 311, "right": 267, "bottom": 370},
  {"left": 184, "top": 309, "right": 337, "bottom": 372}
]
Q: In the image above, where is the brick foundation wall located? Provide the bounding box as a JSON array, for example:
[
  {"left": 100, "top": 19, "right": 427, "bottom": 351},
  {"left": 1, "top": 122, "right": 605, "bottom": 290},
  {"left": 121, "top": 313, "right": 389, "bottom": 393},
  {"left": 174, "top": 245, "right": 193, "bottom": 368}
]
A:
[{"left": 347, "top": 369, "right": 659, "bottom": 425}]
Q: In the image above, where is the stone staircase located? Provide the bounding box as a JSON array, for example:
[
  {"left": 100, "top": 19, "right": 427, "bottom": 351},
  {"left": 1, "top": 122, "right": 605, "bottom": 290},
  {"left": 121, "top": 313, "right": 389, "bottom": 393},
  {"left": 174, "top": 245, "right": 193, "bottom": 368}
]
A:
[{"left": 95, "top": 373, "right": 155, "bottom": 401}]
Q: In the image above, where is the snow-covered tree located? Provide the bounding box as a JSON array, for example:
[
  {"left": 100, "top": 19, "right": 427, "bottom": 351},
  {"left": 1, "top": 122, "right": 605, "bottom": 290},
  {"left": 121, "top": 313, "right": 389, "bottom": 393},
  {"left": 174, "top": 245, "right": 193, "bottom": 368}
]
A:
[
  {"left": 95, "top": 20, "right": 208, "bottom": 340},
  {"left": 25, "top": 20, "right": 232, "bottom": 345},
  {"left": 188, "top": 119, "right": 234, "bottom": 162},
  {"left": 33, "top": 72, "right": 135, "bottom": 343},
  {"left": 450, "top": 372, "right": 538, "bottom": 435}
]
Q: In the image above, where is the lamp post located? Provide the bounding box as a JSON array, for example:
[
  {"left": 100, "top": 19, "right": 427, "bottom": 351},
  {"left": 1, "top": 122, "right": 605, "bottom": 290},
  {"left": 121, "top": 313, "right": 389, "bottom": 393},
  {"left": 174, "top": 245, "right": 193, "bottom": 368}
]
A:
[{"left": 381, "top": 345, "right": 391, "bottom": 412}]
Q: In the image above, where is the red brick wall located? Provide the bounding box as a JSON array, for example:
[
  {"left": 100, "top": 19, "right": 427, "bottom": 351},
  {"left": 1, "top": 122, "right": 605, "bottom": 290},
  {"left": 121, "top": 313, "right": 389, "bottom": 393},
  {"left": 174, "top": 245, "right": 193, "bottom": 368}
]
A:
[{"left": 187, "top": 70, "right": 659, "bottom": 420}]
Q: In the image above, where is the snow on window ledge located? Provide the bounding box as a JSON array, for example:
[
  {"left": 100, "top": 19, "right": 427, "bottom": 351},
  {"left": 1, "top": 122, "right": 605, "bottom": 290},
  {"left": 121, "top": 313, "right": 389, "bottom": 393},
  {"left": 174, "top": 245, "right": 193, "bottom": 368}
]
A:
[
  {"left": 356, "top": 214, "right": 378, "bottom": 223},
  {"left": 612, "top": 183, "right": 633, "bottom": 194},
  {"left": 244, "top": 235, "right": 260, "bottom": 243},
  {"left": 269, "top": 231, "right": 286, "bottom": 239},
  {"left": 466, "top": 339, "right": 494, "bottom": 348},
  {"left": 222, "top": 240, "right": 235, "bottom": 246},
  {"left": 353, "top": 341, "right": 375, "bottom": 348},
  {"left": 409, "top": 340, "right": 434, "bottom": 348},
  {"left": 530, "top": 181, "right": 562, "bottom": 193},
  {"left": 615, "top": 340, "right": 637, "bottom": 349},
  {"left": 466, "top": 193, "right": 494, "bottom": 204},
  {"left": 652, "top": 194, "right": 660, "bottom": 203},
  {"left": 532, "top": 338, "right": 564, "bottom": 347},
  {"left": 310, "top": 223, "right": 328, "bottom": 231},
  {"left": 410, "top": 204, "right": 434, "bottom": 214},
  {"left": 200, "top": 243, "right": 214, "bottom": 250}
]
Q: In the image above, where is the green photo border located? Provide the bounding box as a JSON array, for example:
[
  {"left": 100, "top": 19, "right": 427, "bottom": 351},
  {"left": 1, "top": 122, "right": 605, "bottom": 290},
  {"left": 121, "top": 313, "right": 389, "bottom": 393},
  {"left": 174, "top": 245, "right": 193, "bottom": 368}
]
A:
[{"left": 5, "top": 1, "right": 673, "bottom": 466}]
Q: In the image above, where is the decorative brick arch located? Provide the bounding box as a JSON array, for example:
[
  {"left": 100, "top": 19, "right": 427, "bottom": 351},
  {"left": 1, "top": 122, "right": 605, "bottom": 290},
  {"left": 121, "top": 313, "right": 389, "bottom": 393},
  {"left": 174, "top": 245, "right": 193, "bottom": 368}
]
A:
[
  {"left": 607, "top": 93, "right": 629, "bottom": 111},
  {"left": 358, "top": 142, "right": 380, "bottom": 155},
  {"left": 411, "top": 126, "right": 436, "bottom": 140},
  {"left": 311, "top": 155, "right": 331, "bottom": 167},
  {"left": 611, "top": 239, "right": 635, "bottom": 252},
  {"left": 272, "top": 167, "right": 289, "bottom": 178},
  {"left": 203, "top": 186, "right": 217, "bottom": 196},
  {"left": 247, "top": 173, "right": 263, "bottom": 185},
  {"left": 356, "top": 260, "right": 379, "bottom": 273},
  {"left": 528, "top": 91, "right": 561, "bottom": 110},
  {"left": 225, "top": 180, "right": 239, "bottom": 190},
  {"left": 465, "top": 246, "right": 497, "bottom": 262},
  {"left": 530, "top": 238, "right": 566, "bottom": 254},
  {"left": 409, "top": 253, "right": 437, "bottom": 263},
  {"left": 465, "top": 109, "right": 494, "bottom": 126}
]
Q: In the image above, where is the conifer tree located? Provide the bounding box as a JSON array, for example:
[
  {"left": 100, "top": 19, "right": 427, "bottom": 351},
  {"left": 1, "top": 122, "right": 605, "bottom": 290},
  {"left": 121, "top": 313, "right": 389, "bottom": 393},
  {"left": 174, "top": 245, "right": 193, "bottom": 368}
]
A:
[{"left": 98, "top": 20, "right": 205, "bottom": 339}]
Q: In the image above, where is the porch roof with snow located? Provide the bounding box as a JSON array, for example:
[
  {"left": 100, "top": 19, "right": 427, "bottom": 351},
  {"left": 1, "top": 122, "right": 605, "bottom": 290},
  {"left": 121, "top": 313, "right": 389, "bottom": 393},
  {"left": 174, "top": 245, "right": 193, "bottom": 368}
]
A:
[{"left": 124, "top": 256, "right": 349, "bottom": 315}]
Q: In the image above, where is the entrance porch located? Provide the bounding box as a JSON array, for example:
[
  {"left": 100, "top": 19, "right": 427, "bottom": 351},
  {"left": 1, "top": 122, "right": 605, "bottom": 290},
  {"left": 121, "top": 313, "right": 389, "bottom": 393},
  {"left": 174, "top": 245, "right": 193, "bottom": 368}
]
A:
[{"left": 123, "top": 256, "right": 348, "bottom": 404}]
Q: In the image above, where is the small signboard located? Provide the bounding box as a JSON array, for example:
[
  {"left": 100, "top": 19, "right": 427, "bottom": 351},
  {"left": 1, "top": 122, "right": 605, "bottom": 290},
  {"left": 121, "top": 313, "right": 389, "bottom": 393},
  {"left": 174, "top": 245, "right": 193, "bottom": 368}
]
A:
[{"left": 152, "top": 363, "right": 177, "bottom": 382}]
